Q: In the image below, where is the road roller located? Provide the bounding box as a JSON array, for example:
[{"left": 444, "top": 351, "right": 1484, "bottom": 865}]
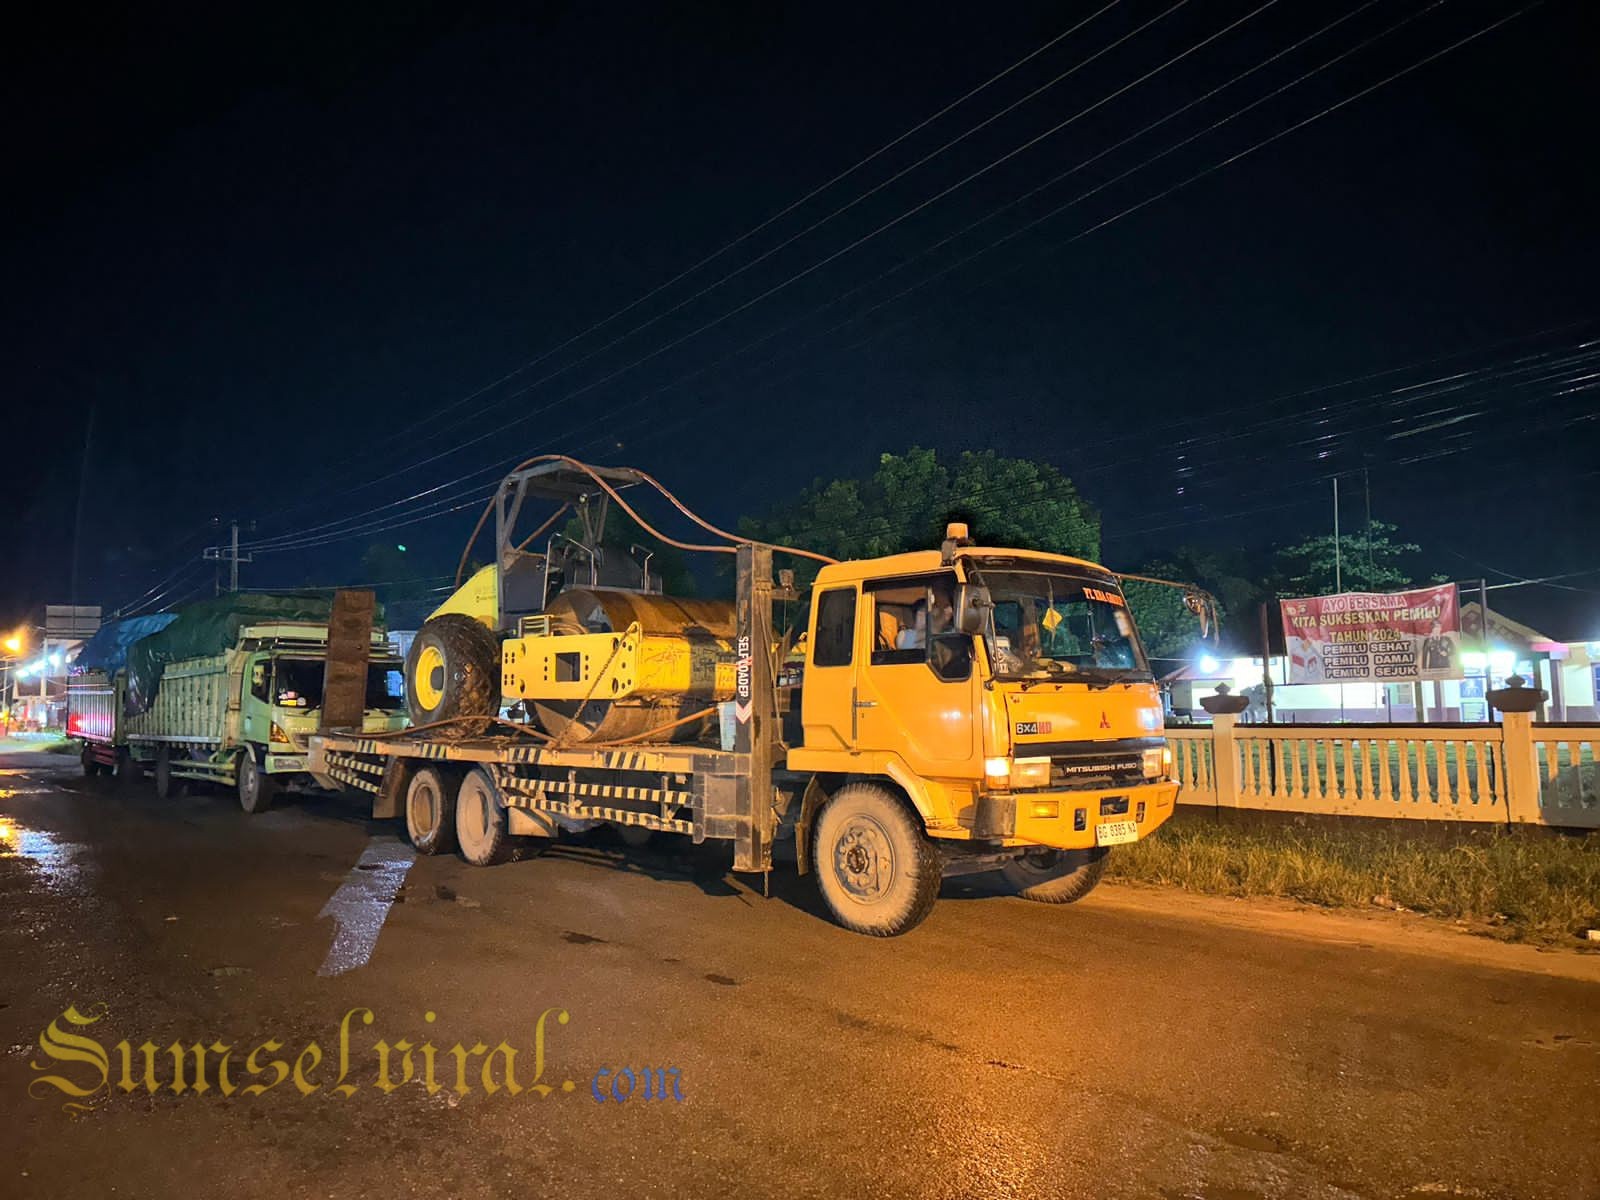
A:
[{"left": 403, "top": 460, "right": 741, "bottom": 743}]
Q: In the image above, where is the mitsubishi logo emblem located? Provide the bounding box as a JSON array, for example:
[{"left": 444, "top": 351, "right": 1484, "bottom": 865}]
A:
[{"left": 1099, "top": 710, "right": 1111, "bottom": 730}]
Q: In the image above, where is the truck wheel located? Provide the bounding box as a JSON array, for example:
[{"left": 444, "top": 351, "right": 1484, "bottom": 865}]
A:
[
  {"left": 998, "top": 847, "right": 1108, "bottom": 904},
  {"left": 455, "top": 767, "right": 513, "bottom": 867},
  {"left": 81, "top": 745, "right": 101, "bottom": 778},
  {"left": 237, "top": 749, "right": 278, "bottom": 814},
  {"left": 405, "top": 614, "right": 501, "bottom": 727},
  {"left": 813, "top": 783, "right": 943, "bottom": 937},
  {"left": 154, "top": 747, "right": 186, "bottom": 800},
  {"left": 405, "top": 766, "right": 459, "bottom": 855},
  {"left": 114, "top": 748, "right": 139, "bottom": 786}
]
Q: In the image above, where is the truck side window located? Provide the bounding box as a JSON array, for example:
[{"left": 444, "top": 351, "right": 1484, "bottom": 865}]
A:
[
  {"left": 812, "top": 588, "right": 856, "bottom": 667},
  {"left": 926, "top": 578, "right": 972, "bottom": 682},
  {"left": 866, "top": 575, "right": 972, "bottom": 681},
  {"left": 249, "top": 662, "right": 270, "bottom": 703}
]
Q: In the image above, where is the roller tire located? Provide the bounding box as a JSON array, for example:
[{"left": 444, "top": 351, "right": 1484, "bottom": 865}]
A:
[
  {"left": 812, "top": 783, "right": 943, "bottom": 937},
  {"left": 455, "top": 767, "right": 513, "bottom": 867},
  {"left": 405, "top": 614, "right": 501, "bottom": 726},
  {"left": 405, "top": 766, "right": 459, "bottom": 855},
  {"left": 998, "top": 847, "right": 1108, "bottom": 904}
]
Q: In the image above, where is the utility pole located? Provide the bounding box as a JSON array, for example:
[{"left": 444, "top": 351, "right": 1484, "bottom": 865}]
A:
[
  {"left": 203, "top": 520, "right": 254, "bottom": 593},
  {"left": 1332, "top": 476, "right": 1342, "bottom": 593}
]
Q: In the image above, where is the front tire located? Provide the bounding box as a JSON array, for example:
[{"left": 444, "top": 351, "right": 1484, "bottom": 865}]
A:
[
  {"left": 405, "top": 766, "right": 459, "bottom": 855},
  {"left": 455, "top": 767, "right": 513, "bottom": 867},
  {"left": 237, "top": 749, "right": 278, "bottom": 814},
  {"left": 998, "top": 847, "right": 1108, "bottom": 904},
  {"left": 405, "top": 614, "right": 501, "bottom": 727},
  {"left": 812, "top": 783, "right": 943, "bottom": 937}
]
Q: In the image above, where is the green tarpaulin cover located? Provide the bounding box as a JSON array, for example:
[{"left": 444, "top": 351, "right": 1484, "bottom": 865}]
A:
[{"left": 124, "top": 594, "right": 338, "bottom": 716}]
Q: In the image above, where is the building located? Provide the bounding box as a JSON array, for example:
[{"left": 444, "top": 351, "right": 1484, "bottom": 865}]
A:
[{"left": 1167, "top": 600, "right": 1597, "bottom": 723}]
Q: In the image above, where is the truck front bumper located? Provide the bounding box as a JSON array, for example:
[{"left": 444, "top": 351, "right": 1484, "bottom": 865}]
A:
[{"left": 973, "top": 779, "right": 1178, "bottom": 850}]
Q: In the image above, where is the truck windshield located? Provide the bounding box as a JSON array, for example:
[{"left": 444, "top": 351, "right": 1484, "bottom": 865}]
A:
[
  {"left": 971, "top": 567, "right": 1151, "bottom": 684},
  {"left": 272, "top": 659, "right": 407, "bottom": 710}
]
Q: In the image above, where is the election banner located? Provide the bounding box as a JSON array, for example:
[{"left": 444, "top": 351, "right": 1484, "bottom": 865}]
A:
[{"left": 1279, "top": 584, "right": 1463, "bottom": 685}]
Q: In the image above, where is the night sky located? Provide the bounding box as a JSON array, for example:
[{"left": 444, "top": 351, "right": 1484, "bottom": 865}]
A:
[{"left": 4, "top": 1, "right": 1596, "bottom": 637}]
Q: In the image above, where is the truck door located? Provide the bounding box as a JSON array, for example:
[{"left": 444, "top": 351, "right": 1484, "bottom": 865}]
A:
[
  {"left": 800, "top": 584, "right": 860, "bottom": 751},
  {"left": 853, "top": 573, "right": 976, "bottom": 768},
  {"left": 239, "top": 654, "right": 272, "bottom": 746}
]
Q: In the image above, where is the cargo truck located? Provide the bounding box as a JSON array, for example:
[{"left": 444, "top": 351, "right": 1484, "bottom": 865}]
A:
[
  {"left": 71, "top": 606, "right": 409, "bottom": 812},
  {"left": 309, "top": 458, "right": 1210, "bottom": 936}
]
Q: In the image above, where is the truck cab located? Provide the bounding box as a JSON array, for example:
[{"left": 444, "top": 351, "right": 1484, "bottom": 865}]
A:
[
  {"left": 788, "top": 536, "right": 1178, "bottom": 929},
  {"left": 237, "top": 636, "right": 409, "bottom": 775}
]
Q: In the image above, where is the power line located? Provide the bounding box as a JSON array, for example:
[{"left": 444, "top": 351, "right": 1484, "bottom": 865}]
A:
[
  {"left": 541, "top": 0, "right": 1480, "bottom": 465},
  {"left": 261, "top": 2, "right": 1134, "bottom": 523},
  {"left": 256, "top": 0, "right": 1268, "bottom": 529},
  {"left": 244, "top": 1, "right": 1277, "bottom": 552},
  {"left": 245, "top": 3, "right": 1544, "bottom": 564}
]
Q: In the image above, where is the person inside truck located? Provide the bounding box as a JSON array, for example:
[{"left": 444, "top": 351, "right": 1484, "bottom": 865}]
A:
[{"left": 895, "top": 606, "right": 927, "bottom": 650}]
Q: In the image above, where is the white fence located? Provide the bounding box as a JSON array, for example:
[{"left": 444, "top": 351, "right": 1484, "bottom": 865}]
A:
[{"left": 1168, "top": 713, "right": 1600, "bottom": 829}]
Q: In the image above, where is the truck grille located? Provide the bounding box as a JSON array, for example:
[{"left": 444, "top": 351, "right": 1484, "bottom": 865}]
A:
[{"left": 1048, "top": 755, "right": 1145, "bottom": 791}]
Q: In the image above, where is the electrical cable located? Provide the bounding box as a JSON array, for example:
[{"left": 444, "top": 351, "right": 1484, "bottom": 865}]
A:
[
  {"left": 242, "top": 3, "right": 1441, "bottom": 553},
  {"left": 261, "top": 2, "right": 1134, "bottom": 521}
]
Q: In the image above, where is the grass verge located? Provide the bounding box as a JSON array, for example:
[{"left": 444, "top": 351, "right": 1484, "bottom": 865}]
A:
[{"left": 1108, "top": 810, "right": 1600, "bottom": 945}]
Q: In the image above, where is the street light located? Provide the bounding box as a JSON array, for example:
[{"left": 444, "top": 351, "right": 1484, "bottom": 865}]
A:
[{"left": 3, "top": 635, "right": 19, "bottom": 654}]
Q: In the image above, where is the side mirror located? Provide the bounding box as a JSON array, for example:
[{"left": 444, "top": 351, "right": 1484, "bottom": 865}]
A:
[{"left": 956, "top": 584, "right": 991, "bottom": 635}]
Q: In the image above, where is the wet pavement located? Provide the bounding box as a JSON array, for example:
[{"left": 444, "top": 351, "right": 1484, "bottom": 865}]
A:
[{"left": 1, "top": 750, "right": 1597, "bottom": 1199}]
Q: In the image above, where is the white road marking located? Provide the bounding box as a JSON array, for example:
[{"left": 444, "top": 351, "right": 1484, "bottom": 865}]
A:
[{"left": 316, "top": 836, "right": 416, "bottom": 977}]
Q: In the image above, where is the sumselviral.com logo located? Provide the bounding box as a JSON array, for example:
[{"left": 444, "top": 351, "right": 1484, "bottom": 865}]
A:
[{"left": 28, "top": 1004, "right": 685, "bottom": 1111}]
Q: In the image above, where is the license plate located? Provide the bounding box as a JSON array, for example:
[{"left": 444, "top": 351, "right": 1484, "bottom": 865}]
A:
[{"left": 1096, "top": 819, "right": 1138, "bottom": 846}]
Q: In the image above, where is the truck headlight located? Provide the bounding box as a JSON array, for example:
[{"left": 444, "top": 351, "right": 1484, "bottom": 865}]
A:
[
  {"left": 1012, "top": 757, "right": 1051, "bottom": 789},
  {"left": 1142, "top": 746, "right": 1172, "bottom": 780},
  {"left": 987, "top": 756, "right": 1052, "bottom": 790}
]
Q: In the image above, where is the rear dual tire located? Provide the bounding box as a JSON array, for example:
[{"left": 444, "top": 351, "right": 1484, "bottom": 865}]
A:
[
  {"left": 455, "top": 768, "right": 513, "bottom": 867},
  {"left": 405, "top": 766, "right": 459, "bottom": 855},
  {"left": 154, "top": 747, "right": 186, "bottom": 800}
]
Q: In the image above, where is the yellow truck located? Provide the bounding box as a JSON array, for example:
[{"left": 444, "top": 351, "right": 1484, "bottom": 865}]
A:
[{"left": 308, "top": 458, "right": 1194, "bottom": 936}]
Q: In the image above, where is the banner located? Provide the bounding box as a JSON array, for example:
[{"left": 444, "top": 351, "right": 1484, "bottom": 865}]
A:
[{"left": 1279, "top": 584, "right": 1463, "bottom": 684}]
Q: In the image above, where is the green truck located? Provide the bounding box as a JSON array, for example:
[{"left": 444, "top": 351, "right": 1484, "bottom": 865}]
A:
[{"left": 70, "top": 600, "right": 408, "bottom": 812}]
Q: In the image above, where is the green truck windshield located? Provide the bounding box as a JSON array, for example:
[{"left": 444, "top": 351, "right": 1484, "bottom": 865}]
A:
[{"left": 270, "top": 659, "right": 406, "bottom": 710}]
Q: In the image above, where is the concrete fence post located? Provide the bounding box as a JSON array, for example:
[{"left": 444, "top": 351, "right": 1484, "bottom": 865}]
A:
[
  {"left": 1211, "top": 713, "right": 1241, "bottom": 809},
  {"left": 1498, "top": 711, "right": 1543, "bottom": 824}
]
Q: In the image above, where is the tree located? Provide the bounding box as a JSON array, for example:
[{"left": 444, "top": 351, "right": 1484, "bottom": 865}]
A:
[
  {"left": 1121, "top": 548, "right": 1264, "bottom": 664},
  {"left": 1273, "top": 519, "right": 1423, "bottom": 596},
  {"left": 742, "top": 447, "right": 1099, "bottom": 586}
]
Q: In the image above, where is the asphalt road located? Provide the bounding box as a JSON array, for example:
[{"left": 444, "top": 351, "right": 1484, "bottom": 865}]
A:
[{"left": 2, "top": 750, "right": 1597, "bottom": 1200}]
